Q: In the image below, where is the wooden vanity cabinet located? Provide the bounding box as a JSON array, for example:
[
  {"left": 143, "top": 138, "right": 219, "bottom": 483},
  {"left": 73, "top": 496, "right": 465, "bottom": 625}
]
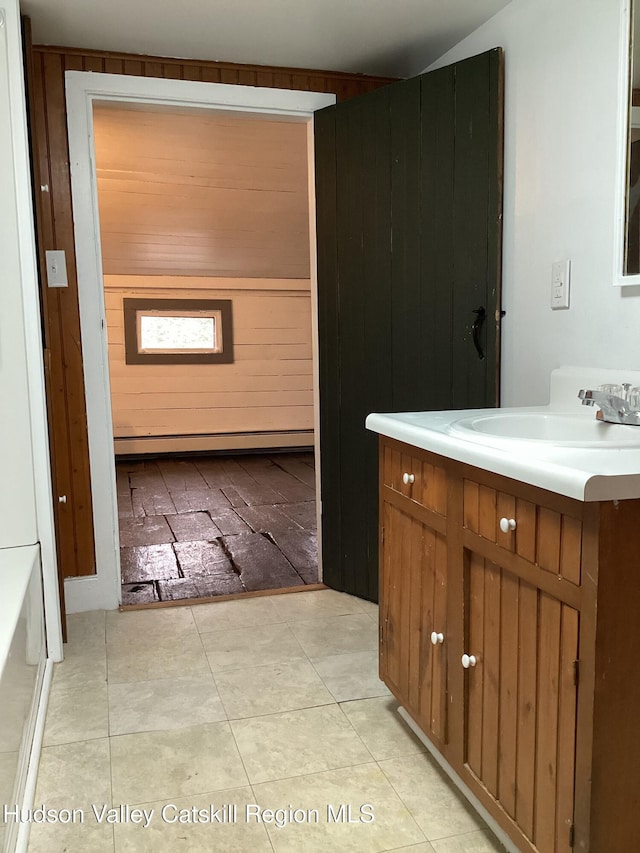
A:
[
  {"left": 379, "top": 442, "right": 449, "bottom": 744},
  {"left": 378, "top": 436, "right": 640, "bottom": 853}
]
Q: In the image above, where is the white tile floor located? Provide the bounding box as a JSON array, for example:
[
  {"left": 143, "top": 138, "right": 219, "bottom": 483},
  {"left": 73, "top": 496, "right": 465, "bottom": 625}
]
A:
[{"left": 27, "top": 589, "right": 505, "bottom": 852}]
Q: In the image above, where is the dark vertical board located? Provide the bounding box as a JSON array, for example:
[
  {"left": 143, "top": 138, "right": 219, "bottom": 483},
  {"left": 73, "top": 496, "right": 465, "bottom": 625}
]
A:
[
  {"left": 420, "top": 66, "right": 456, "bottom": 410},
  {"left": 316, "top": 88, "right": 393, "bottom": 599},
  {"left": 451, "top": 50, "right": 502, "bottom": 409},
  {"left": 335, "top": 99, "right": 367, "bottom": 598},
  {"left": 314, "top": 107, "right": 342, "bottom": 591},
  {"left": 390, "top": 78, "right": 422, "bottom": 413},
  {"left": 486, "top": 50, "right": 504, "bottom": 402},
  {"left": 338, "top": 91, "right": 396, "bottom": 599},
  {"left": 361, "top": 88, "right": 393, "bottom": 599}
]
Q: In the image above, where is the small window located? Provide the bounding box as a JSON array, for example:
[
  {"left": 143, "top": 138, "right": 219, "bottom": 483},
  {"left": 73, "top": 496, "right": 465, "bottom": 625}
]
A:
[
  {"left": 139, "top": 312, "right": 218, "bottom": 353},
  {"left": 123, "top": 299, "right": 233, "bottom": 365}
]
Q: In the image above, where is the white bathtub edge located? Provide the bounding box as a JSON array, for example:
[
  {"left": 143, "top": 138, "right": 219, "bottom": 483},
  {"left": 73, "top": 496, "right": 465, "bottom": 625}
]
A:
[
  {"left": 12, "top": 658, "right": 53, "bottom": 853},
  {"left": 397, "top": 705, "right": 515, "bottom": 853}
]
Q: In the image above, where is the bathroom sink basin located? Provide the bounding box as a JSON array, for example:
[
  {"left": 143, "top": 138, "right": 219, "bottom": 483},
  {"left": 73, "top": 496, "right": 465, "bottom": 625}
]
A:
[{"left": 447, "top": 412, "right": 640, "bottom": 448}]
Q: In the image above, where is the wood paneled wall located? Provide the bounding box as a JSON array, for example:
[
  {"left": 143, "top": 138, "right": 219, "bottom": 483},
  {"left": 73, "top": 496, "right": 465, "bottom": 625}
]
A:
[
  {"left": 105, "top": 275, "right": 313, "bottom": 449},
  {"left": 27, "top": 41, "right": 394, "bottom": 578},
  {"left": 93, "top": 106, "right": 310, "bottom": 278}
]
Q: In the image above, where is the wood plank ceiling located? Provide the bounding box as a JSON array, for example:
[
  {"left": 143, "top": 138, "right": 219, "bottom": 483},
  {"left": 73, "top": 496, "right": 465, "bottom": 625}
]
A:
[{"left": 93, "top": 105, "right": 311, "bottom": 278}]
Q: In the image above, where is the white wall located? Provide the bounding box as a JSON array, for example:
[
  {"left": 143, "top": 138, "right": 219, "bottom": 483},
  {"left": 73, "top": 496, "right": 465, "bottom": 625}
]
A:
[
  {"left": 3, "top": 0, "right": 62, "bottom": 659},
  {"left": 428, "top": 0, "right": 636, "bottom": 406},
  {"left": 0, "top": 10, "right": 37, "bottom": 547}
]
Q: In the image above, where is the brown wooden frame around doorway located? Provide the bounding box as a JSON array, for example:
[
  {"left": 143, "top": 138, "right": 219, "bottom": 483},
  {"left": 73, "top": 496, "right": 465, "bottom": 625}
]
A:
[{"left": 24, "top": 35, "right": 395, "bottom": 601}]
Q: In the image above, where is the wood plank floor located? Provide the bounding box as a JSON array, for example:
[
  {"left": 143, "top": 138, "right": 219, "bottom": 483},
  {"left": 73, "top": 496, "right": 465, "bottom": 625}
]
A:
[{"left": 116, "top": 452, "right": 317, "bottom": 605}]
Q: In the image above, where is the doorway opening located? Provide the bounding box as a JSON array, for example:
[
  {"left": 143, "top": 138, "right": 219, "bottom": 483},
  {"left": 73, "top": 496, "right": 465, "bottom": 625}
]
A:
[
  {"left": 65, "top": 73, "right": 334, "bottom": 612},
  {"left": 91, "top": 100, "right": 320, "bottom": 606}
]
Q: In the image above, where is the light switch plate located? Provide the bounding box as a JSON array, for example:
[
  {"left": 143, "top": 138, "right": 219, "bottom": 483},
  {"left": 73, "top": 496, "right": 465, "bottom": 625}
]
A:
[
  {"left": 551, "top": 259, "right": 570, "bottom": 310},
  {"left": 45, "top": 250, "right": 68, "bottom": 288}
]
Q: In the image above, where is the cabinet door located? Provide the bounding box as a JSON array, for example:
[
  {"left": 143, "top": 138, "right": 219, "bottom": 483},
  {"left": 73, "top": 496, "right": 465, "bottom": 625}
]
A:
[
  {"left": 380, "top": 499, "right": 448, "bottom": 744},
  {"left": 463, "top": 552, "right": 578, "bottom": 853}
]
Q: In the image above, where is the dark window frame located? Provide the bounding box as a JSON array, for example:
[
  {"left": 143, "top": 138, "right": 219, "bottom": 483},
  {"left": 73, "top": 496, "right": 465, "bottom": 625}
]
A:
[{"left": 123, "top": 298, "right": 234, "bottom": 365}]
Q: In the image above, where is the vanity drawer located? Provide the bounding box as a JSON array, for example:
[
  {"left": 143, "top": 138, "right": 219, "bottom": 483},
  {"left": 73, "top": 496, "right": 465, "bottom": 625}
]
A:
[
  {"left": 462, "top": 479, "right": 583, "bottom": 585},
  {"left": 382, "top": 441, "right": 447, "bottom": 516}
]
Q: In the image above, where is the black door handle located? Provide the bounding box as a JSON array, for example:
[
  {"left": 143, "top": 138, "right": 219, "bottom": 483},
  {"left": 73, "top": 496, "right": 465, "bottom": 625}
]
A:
[{"left": 472, "top": 306, "right": 486, "bottom": 361}]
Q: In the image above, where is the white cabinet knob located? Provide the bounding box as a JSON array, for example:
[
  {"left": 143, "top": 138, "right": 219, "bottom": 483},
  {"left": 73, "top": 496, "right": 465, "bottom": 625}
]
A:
[
  {"left": 430, "top": 631, "right": 444, "bottom": 645},
  {"left": 402, "top": 472, "right": 415, "bottom": 485},
  {"left": 499, "top": 517, "right": 516, "bottom": 533},
  {"left": 461, "top": 654, "right": 477, "bottom": 669},
  {"left": 58, "top": 495, "right": 67, "bottom": 504}
]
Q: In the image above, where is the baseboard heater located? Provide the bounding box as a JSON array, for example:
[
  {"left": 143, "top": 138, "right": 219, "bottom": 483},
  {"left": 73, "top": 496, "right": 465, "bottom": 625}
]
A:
[{"left": 114, "top": 430, "right": 314, "bottom": 456}]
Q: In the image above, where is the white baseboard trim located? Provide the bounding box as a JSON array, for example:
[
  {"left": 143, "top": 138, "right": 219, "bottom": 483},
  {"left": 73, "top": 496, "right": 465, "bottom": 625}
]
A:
[
  {"left": 64, "top": 568, "right": 120, "bottom": 613},
  {"left": 114, "top": 431, "right": 314, "bottom": 455},
  {"left": 396, "top": 706, "right": 515, "bottom": 853},
  {"left": 11, "top": 658, "right": 53, "bottom": 853}
]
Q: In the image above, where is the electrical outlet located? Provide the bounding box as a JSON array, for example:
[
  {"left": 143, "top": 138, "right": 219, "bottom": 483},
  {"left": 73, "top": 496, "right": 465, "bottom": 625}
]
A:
[{"left": 551, "top": 259, "right": 570, "bottom": 310}]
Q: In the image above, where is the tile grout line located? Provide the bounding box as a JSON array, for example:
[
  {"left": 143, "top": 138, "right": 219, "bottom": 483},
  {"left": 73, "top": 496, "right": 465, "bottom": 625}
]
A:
[
  {"left": 36, "top": 594, "right": 445, "bottom": 853},
  {"left": 372, "top": 753, "right": 496, "bottom": 847},
  {"left": 241, "top": 758, "right": 381, "bottom": 790},
  {"left": 246, "top": 779, "right": 278, "bottom": 853}
]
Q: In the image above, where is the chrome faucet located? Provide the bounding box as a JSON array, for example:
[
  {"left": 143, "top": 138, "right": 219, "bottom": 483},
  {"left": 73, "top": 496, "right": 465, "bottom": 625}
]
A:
[{"left": 578, "top": 383, "right": 640, "bottom": 425}]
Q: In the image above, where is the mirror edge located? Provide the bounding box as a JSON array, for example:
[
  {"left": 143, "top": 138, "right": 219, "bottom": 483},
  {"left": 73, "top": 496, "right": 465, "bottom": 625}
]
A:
[{"left": 615, "top": 0, "right": 640, "bottom": 285}]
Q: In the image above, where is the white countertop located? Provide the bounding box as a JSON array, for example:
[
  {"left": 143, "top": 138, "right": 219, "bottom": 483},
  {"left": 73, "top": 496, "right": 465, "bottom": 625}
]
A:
[
  {"left": 366, "top": 398, "right": 640, "bottom": 503},
  {"left": 366, "top": 368, "right": 640, "bottom": 501},
  {"left": 366, "top": 407, "right": 640, "bottom": 501}
]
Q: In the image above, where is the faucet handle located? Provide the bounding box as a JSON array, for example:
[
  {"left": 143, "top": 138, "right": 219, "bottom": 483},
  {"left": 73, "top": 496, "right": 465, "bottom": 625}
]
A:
[
  {"left": 579, "top": 385, "right": 640, "bottom": 424},
  {"left": 597, "top": 383, "right": 624, "bottom": 396},
  {"left": 629, "top": 387, "right": 640, "bottom": 410}
]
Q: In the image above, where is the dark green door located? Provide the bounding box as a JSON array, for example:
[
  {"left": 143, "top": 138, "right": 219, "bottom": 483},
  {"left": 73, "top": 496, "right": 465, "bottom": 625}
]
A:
[{"left": 315, "top": 49, "right": 504, "bottom": 601}]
